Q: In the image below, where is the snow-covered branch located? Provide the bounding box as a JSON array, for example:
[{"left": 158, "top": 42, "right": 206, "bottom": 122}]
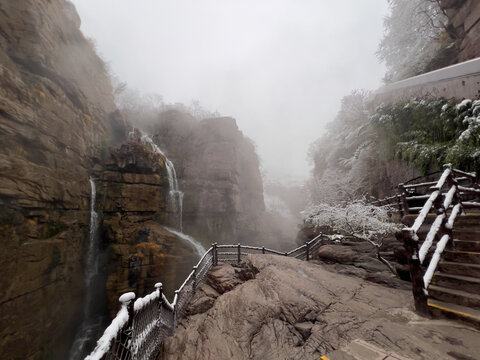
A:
[{"left": 302, "top": 199, "right": 401, "bottom": 274}]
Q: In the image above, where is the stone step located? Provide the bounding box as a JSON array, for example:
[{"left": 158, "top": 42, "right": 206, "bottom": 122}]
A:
[
  {"left": 428, "top": 298, "right": 480, "bottom": 329},
  {"left": 402, "top": 213, "right": 480, "bottom": 227},
  {"left": 443, "top": 250, "right": 480, "bottom": 264},
  {"left": 428, "top": 284, "right": 480, "bottom": 310},
  {"left": 438, "top": 261, "right": 480, "bottom": 277},
  {"left": 431, "top": 272, "right": 480, "bottom": 294},
  {"left": 453, "top": 229, "right": 480, "bottom": 241},
  {"left": 454, "top": 239, "right": 480, "bottom": 252}
]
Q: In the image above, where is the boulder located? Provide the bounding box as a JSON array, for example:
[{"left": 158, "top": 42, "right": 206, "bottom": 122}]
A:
[{"left": 162, "top": 255, "right": 480, "bottom": 360}]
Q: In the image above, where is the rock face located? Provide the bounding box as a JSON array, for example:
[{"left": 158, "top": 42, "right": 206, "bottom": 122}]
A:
[
  {"left": 0, "top": 1, "right": 124, "bottom": 359},
  {"left": 152, "top": 111, "right": 265, "bottom": 246},
  {"left": 161, "top": 255, "right": 480, "bottom": 360},
  {"left": 441, "top": 0, "right": 480, "bottom": 64},
  {"left": 98, "top": 140, "right": 204, "bottom": 313}
]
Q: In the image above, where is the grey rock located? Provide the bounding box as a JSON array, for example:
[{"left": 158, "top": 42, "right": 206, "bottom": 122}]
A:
[{"left": 161, "top": 255, "right": 480, "bottom": 360}]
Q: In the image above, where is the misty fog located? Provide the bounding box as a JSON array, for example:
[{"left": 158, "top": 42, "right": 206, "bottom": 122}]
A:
[{"left": 71, "top": 0, "right": 388, "bottom": 181}]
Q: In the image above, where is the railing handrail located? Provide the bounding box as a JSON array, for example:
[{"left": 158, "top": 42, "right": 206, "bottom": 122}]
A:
[
  {"left": 397, "top": 163, "right": 480, "bottom": 314},
  {"left": 86, "top": 235, "right": 326, "bottom": 360},
  {"left": 370, "top": 163, "right": 479, "bottom": 218}
]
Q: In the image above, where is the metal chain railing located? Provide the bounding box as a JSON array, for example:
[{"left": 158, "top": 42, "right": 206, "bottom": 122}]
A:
[{"left": 86, "top": 234, "right": 325, "bottom": 360}]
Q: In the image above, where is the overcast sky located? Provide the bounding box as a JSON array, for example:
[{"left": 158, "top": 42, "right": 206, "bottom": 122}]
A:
[{"left": 71, "top": 0, "right": 389, "bottom": 182}]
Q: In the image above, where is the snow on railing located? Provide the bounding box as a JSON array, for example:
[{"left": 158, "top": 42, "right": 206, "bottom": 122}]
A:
[
  {"left": 423, "top": 234, "right": 450, "bottom": 289},
  {"left": 86, "top": 234, "right": 326, "bottom": 360},
  {"left": 397, "top": 163, "right": 480, "bottom": 313},
  {"left": 374, "top": 167, "right": 478, "bottom": 217},
  {"left": 418, "top": 213, "right": 445, "bottom": 264}
]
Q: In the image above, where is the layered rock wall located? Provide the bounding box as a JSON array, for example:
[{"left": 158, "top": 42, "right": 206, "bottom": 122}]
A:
[
  {"left": 98, "top": 141, "right": 202, "bottom": 313},
  {"left": 152, "top": 111, "right": 265, "bottom": 246},
  {"left": 0, "top": 1, "right": 123, "bottom": 358},
  {"left": 441, "top": 0, "right": 480, "bottom": 63}
]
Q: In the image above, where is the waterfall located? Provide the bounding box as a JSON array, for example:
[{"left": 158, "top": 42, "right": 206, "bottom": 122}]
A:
[
  {"left": 141, "top": 133, "right": 184, "bottom": 231},
  {"left": 69, "top": 178, "right": 106, "bottom": 360},
  {"left": 164, "top": 226, "right": 206, "bottom": 257},
  {"left": 140, "top": 133, "right": 205, "bottom": 257}
]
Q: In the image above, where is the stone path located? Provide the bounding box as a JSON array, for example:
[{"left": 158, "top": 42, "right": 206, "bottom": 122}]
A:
[{"left": 161, "top": 255, "right": 480, "bottom": 360}]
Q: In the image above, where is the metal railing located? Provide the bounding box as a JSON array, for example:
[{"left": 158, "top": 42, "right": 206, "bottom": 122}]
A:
[
  {"left": 86, "top": 234, "right": 325, "bottom": 360},
  {"left": 396, "top": 164, "right": 480, "bottom": 313}
]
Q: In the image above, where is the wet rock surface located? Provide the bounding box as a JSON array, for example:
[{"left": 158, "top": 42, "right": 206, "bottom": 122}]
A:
[
  {"left": 151, "top": 111, "right": 265, "bottom": 246},
  {"left": 98, "top": 140, "right": 202, "bottom": 313},
  {"left": 296, "top": 230, "right": 411, "bottom": 290},
  {"left": 0, "top": 1, "right": 123, "bottom": 358},
  {"left": 161, "top": 255, "right": 480, "bottom": 360}
]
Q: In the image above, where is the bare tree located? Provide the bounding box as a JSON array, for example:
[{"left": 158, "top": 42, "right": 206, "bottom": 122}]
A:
[{"left": 377, "top": 0, "right": 454, "bottom": 82}]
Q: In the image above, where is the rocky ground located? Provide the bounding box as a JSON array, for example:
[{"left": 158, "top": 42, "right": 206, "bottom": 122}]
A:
[{"left": 160, "top": 255, "right": 480, "bottom": 360}]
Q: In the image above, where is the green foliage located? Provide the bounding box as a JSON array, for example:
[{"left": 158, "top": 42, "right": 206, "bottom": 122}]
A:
[{"left": 370, "top": 98, "right": 480, "bottom": 174}]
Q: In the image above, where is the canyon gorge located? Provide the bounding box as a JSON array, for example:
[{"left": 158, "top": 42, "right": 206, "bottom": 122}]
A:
[{"left": 2, "top": 0, "right": 480, "bottom": 359}]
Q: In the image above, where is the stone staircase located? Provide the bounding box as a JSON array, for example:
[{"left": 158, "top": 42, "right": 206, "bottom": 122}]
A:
[{"left": 406, "top": 213, "right": 480, "bottom": 327}]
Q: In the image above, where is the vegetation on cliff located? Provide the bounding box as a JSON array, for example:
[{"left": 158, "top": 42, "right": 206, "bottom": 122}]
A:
[
  {"left": 371, "top": 98, "right": 480, "bottom": 174},
  {"left": 308, "top": 94, "right": 480, "bottom": 202}
]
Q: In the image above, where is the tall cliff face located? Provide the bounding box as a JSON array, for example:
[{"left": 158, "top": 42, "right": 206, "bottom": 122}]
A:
[
  {"left": 0, "top": 1, "right": 124, "bottom": 359},
  {"left": 0, "top": 1, "right": 267, "bottom": 358},
  {"left": 152, "top": 111, "right": 265, "bottom": 246},
  {"left": 441, "top": 0, "right": 480, "bottom": 63},
  {"left": 97, "top": 140, "right": 203, "bottom": 315}
]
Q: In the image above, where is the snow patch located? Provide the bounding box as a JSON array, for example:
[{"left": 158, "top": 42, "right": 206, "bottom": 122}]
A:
[{"left": 456, "top": 99, "right": 472, "bottom": 111}]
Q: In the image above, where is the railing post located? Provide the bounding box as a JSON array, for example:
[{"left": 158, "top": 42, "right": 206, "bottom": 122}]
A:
[
  {"left": 399, "top": 229, "right": 428, "bottom": 314},
  {"left": 396, "top": 194, "right": 403, "bottom": 217},
  {"left": 192, "top": 266, "right": 197, "bottom": 293},
  {"left": 118, "top": 292, "right": 135, "bottom": 357},
  {"left": 398, "top": 183, "right": 409, "bottom": 216},
  {"left": 212, "top": 243, "right": 217, "bottom": 266},
  {"left": 173, "top": 290, "right": 179, "bottom": 327},
  {"left": 262, "top": 246, "right": 265, "bottom": 254},
  {"left": 305, "top": 242, "right": 310, "bottom": 261},
  {"left": 284, "top": 252, "right": 288, "bottom": 256},
  {"left": 237, "top": 243, "right": 241, "bottom": 264},
  {"left": 155, "top": 282, "right": 163, "bottom": 306}
]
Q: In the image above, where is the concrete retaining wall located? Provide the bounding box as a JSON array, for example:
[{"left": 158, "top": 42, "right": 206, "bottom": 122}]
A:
[{"left": 372, "top": 57, "right": 480, "bottom": 106}]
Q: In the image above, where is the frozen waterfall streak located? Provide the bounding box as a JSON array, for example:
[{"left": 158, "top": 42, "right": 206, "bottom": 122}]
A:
[
  {"left": 165, "top": 226, "right": 206, "bottom": 258},
  {"left": 68, "top": 178, "right": 102, "bottom": 360},
  {"left": 141, "top": 133, "right": 184, "bottom": 231}
]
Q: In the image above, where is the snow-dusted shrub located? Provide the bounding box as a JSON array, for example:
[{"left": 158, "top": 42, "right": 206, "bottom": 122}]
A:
[
  {"left": 303, "top": 200, "right": 399, "bottom": 241},
  {"left": 371, "top": 98, "right": 480, "bottom": 174},
  {"left": 302, "top": 199, "right": 401, "bottom": 274}
]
